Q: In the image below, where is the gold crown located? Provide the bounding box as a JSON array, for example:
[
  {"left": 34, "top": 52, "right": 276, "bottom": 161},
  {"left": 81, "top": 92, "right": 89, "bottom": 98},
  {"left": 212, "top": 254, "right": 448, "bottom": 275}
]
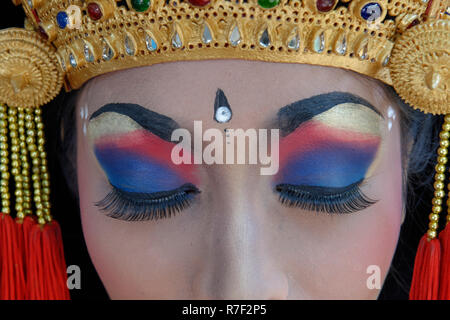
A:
[{"left": 0, "top": 0, "right": 449, "bottom": 113}]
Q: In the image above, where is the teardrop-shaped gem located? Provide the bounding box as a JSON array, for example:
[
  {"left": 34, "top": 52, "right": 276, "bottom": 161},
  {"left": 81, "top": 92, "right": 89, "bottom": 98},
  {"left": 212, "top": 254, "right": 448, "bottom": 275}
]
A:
[
  {"left": 172, "top": 30, "right": 182, "bottom": 48},
  {"left": 58, "top": 55, "right": 66, "bottom": 72},
  {"left": 259, "top": 28, "right": 270, "bottom": 48},
  {"left": 287, "top": 32, "right": 300, "bottom": 50},
  {"left": 202, "top": 23, "right": 212, "bottom": 44},
  {"left": 358, "top": 42, "right": 368, "bottom": 60},
  {"left": 313, "top": 32, "right": 325, "bottom": 53},
  {"left": 102, "top": 39, "right": 114, "bottom": 61},
  {"left": 335, "top": 35, "right": 346, "bottom": 55},
  {"left": 84, "top": 42, "right": 95, "bottom": 62},
  {"left": 145, "top": 33, "right": 158, "bottom": 51},
  {"left": 229, "top": 25, "right": 241, "bottom": 46},
  {"left": 425, "top": 71, "right": 441, "bottom": 90},
  {"left": 382, "top": 55, "right": 390, "bottom": 67},
  {"left": 69, "top": 52, "right": 77, "bottom": 68},
  {"left": 124, "top": 34, "right": 135, "bottom": 55}
]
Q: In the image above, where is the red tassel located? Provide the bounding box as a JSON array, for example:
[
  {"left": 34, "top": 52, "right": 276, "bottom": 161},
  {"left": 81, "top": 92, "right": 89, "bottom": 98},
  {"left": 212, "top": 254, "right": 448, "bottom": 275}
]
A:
[
  {"left": 16, "top": 215, "right": 37, "bottom": 273},
  {"left": 439, "top": 224, "right": 450, "bottom": 299},
  {"left": 26, "top": 220, "right": 70, "bottom": 300},
  {"left": 410, "top": 234, "right": 441, "bottom": 300},
  {"left": 0, "top": 212, "right": 25, "bottom": 300}
]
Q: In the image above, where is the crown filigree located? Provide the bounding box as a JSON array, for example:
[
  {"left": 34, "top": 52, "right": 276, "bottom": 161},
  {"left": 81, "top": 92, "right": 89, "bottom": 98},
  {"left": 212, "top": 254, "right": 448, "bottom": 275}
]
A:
[{"left": 0, "top": 0, "right": 448, "bottom": 113}]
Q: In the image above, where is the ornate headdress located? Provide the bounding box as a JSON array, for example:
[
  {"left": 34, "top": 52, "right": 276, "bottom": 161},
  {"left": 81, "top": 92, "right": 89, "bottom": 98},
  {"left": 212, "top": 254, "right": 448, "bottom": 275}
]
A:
[{"left": 0, "top": 0, "right": 448, "bottom": 300}]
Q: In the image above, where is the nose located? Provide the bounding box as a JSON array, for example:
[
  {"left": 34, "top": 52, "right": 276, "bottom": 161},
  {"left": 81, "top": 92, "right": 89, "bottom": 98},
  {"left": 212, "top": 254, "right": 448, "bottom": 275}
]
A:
[{"left": 192, "top": 167, "right": 289, "bottom": 299}]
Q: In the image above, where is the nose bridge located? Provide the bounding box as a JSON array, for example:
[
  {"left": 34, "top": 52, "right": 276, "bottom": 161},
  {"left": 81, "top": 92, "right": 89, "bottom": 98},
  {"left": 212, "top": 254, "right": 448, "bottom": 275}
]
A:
[{"left": 193, "top": 166, "right": 288, "bottom": 299}]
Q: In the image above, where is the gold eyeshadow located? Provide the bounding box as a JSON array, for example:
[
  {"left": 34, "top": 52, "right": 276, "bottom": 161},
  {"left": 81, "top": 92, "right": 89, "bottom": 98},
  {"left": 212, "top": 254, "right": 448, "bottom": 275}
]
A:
[
  {"left": 88, "top": 112, "right": 142, "bottom": 144},
  {"left": 313, "top": 103, "right": 382, "bottom": 137}
]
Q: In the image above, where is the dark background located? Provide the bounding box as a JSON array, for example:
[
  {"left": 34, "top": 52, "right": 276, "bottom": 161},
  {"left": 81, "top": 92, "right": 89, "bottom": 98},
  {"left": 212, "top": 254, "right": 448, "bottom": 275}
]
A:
[{"left": 0, "top": 1, "right": 437, "bottom": 300}]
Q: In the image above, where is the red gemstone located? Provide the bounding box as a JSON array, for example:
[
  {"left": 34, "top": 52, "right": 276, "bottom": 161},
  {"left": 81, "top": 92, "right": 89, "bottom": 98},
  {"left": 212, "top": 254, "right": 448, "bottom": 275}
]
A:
[
  {"left": 32, "top": 9, "right": 40, "bottom": 23},
  {"left": 87, "top": 2, "right": 103, "bottom": 21},
  {"left": 38, "top": 26, "right": 48, "bottom": 40},
  {"left": 424, "top": 0, "right": 434, "bottom": 17},
  {"left": 188, "top": 0, "right": 211, "bottom": 6},
  {"left": 316, "top": 0, "right": 336, "bottom": 12},
  {"left": 407, "top": 19, "right": 419, "bottom": 29}
]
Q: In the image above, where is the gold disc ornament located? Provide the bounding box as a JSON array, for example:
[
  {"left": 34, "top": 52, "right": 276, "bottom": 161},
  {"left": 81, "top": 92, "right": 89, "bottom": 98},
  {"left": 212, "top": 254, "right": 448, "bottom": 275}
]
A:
[
  {"left": 390, "top": 19, "right": 450, "bottom": 115},
  {"left": 0, "top": 28, "right": 63, "bottom": 108}
]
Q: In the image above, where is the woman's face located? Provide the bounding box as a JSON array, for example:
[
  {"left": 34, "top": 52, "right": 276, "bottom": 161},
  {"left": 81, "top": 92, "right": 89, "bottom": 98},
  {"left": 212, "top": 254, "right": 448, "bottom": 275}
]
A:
[{"left": 76, "top": 60, "right": 403, "bottom": 299}]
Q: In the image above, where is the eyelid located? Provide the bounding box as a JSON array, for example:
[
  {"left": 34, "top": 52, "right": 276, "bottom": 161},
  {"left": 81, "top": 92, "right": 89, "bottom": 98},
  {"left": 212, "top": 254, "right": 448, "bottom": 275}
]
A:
[
  {"left": 277, "top": 91, "right": 383, "bottom": 137},
  {"left": 89, "top": 103, "right": 179, "bottom": 142}
]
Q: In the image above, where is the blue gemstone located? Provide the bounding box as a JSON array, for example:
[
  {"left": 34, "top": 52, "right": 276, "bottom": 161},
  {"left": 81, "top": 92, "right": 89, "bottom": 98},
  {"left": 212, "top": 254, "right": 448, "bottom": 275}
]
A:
[
  {"left": 360, "top": 2, "right": 382, "bottom": 22},
  {"left": 56, "top": 11, "right": 68, "bottom": 29}
]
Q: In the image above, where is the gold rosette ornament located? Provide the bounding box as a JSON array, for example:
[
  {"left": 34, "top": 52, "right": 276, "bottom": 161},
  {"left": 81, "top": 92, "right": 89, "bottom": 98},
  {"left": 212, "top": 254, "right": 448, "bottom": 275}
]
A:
[
  {"left": 390, "top": 19, "right": 449, "bottom": 115},
  {"left": 0, "top": 28, "right": 63, "bottom": 108}
]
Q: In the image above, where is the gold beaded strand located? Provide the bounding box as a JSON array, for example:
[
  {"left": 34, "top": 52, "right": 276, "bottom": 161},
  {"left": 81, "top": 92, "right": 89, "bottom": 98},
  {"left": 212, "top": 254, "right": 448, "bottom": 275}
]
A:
[
  {"left": 25, "top": 108, "right": 46, "bottom": 225},
  {"left": 8, "top": 107, "right": 25, "bottom": 220},
  {"left": 0, "top": 103, "right": 10, "bottom": 214},
  {"left": 18, "top": 108, "right": 32, "bottom": 217},
  {"left": 34, "top": 108, "right": 52, "bottom": 223},
  {"left": 429, "top": 115, "right": 450, "bottom": 239},
  {"left": 444, "top": 114, "right": 450, "bottom": 228}
]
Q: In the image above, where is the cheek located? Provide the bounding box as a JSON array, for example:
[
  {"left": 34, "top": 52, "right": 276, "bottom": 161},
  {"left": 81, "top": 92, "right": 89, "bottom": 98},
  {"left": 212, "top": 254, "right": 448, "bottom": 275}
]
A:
[
  {"left": 314, "top": 119, "right": 403, "bottom": 298},
  {"left": 278, "top": 119, "right": 402, "bottom": 299}
]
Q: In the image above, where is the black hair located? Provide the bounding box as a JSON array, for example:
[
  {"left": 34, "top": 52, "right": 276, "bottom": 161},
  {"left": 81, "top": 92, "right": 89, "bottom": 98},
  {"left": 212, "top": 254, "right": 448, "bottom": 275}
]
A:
[{"left": 42, "top": 83, "right": 442, "bottom": 300}]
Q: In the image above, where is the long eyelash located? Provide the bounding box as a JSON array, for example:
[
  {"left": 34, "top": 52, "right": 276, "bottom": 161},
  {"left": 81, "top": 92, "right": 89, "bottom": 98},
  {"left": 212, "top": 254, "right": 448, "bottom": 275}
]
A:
[
  {"left": 95, "top": 183, "right": 200, "bottom": 221},
  {"left": 275, "top": 180, "right": 377, "bottom": 214}
]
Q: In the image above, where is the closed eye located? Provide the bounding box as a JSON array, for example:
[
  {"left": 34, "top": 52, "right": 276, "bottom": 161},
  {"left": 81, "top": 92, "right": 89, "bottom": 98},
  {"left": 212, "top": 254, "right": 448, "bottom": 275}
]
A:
[
  {"left": 275, "top": 179, "right": 377, "bottom": 214},
  {"left": 95, "top": 183, "right": 201, "bottom": 221}
]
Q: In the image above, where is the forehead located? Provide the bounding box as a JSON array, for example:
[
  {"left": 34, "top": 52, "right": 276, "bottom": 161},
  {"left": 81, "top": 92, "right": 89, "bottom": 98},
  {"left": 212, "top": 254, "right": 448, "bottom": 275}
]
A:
[{"left": 77, "top": 60, "right": 391, "bottom": 127}]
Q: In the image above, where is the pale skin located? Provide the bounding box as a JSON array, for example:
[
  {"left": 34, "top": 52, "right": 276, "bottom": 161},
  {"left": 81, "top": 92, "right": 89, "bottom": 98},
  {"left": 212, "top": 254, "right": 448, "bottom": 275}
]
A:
[{"left": 76, "top": 60, "right": 403, "bottom": 299}]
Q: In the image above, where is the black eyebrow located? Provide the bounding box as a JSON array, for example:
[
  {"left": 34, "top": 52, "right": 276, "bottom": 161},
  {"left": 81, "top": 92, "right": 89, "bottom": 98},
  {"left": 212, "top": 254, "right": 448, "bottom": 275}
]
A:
[
  {"left": 89, "top": 103, "right": 179, "bottom": 142},
  {"left": 277, "top": 92, "right": 383, "bottom": 137}
]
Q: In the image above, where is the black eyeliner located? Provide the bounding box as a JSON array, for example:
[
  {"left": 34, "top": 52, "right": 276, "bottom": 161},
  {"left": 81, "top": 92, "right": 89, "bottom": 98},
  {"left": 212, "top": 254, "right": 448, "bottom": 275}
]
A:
[
  {"left": 90, "top": 103, "right": 179, "bottom": 142},
  {"left": 277, "top": 91, "right": 383, "bottom": 137}
]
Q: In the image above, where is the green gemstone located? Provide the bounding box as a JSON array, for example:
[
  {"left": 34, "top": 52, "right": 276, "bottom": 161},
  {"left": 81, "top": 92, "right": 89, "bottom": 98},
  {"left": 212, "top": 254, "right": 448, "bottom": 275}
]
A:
[
  {"left": 131, "top": 0, "right": 151, "bottom": 12},
  {"left": 257, "top": 0, "right": 279, "bottom": 9}
]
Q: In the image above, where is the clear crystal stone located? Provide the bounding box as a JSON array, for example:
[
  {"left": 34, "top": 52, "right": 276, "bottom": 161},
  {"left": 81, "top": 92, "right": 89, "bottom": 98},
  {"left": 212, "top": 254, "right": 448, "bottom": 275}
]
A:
[
  {"left": 259, "top": 28, "right": 270, "bottom": 48},
  {"left": 27, "top": 0, "right": 33, "bottom": 8},
  {"left": 59, "top": 56, "right": 66, "bottom": 71},
  {"left": 83, "top": 43, "right": 94, "bottom": 62},
  {"left": 313, "top": 32, "right": 325, "bottom": 53},
  {"left": 124, "top": 35, "right": 135, "bottom": 55},
  {"left": 229, "top": 25, "right": 241, "bottom": 47},
  {"left": 287, "top": 32, "right": 300, "bottom": 50},
  {"left": 359, "top": 43, "right": 368, "bottom": 60},
  {"left": 382, "top": 55, "right": 390, "bottom": 67},
  {"left": 335, "top": 36, "right": 347, "bottom": 55},
  {"left": 145, "top": 33, "right": 158, "bottom": 51},
  {"left": 215, "top": 106, "right": 232, "bottom": 123},
  {"left": 172, "top": 31, "right": 182, "bottom": 48},
  {"left": 69, "top": 52, "right": 77, "bottom": 68},
  {"left": 102, "top": 40, "right": 114, "bottom": 61},
  {"left": 202, "top": 24, "right": 212, "bottom": 44}
]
